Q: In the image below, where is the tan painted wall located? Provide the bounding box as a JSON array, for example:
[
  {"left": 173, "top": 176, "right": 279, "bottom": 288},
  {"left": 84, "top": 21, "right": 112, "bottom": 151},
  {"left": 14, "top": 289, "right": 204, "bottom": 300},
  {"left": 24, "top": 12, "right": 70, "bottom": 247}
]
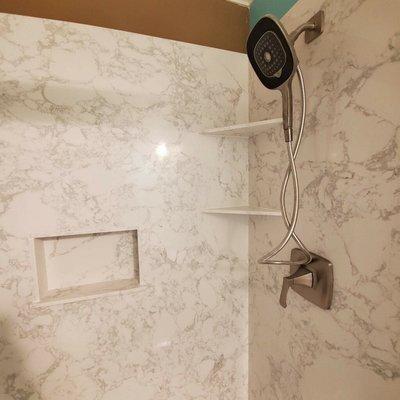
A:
[{"left": 0, "top": 0, "right": 249, "bottom": 52}]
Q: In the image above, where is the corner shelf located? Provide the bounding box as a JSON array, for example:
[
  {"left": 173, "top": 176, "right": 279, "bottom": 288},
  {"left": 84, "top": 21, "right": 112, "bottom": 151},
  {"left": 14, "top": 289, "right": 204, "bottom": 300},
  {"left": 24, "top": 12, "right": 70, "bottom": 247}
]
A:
[
  {"left": 204, "top": 206, "right": 281, "bottom": 217},
  {"left": 199, "top": 118, "right": 282, "bottom": 138},
  {"left": 200, "top": 119, "right": 283, "bottom": 218}
]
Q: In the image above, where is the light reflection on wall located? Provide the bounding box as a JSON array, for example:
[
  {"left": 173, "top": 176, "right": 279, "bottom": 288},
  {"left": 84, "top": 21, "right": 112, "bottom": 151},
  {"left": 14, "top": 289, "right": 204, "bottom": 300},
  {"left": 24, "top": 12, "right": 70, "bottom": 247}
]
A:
[{"left": 155, "top": 142, "right": 169, "bottom": 159}]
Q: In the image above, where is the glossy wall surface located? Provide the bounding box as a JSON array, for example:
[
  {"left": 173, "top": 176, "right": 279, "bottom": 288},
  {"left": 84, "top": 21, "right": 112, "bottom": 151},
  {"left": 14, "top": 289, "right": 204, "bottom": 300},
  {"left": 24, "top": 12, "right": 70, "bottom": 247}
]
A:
[
  {"left": 0, "top": 13, "right": 249, "bottom": 399},
  {"left": 249, "top": 0, "right": 400, "bottom": 399}
]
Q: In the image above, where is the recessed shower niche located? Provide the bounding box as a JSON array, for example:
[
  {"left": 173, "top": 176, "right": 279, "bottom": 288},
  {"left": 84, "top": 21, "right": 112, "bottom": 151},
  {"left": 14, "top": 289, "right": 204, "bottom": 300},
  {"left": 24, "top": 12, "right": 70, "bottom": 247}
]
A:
[{"left": 32, "top": 229, "right": 140, "bottom": 305}]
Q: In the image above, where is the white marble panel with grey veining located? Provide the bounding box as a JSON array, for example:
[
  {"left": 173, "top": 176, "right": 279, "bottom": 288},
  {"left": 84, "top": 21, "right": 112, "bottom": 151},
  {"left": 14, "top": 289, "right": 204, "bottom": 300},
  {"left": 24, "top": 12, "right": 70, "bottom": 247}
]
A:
[
  {"left": 0, "top": 13, "right": 249, "bottom": 400},
  {"left": 249, "top": 0, "right": 400, "bottom": 399}
]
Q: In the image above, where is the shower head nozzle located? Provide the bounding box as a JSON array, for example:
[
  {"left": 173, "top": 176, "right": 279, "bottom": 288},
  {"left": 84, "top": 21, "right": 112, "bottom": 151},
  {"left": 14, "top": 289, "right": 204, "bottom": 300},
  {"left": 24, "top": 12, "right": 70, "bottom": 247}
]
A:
[
  {"left": 247, "top": 12, "right": 324, "bottom": 142},
  {"left": 247, "top": 14, "right": 298, "bottom": 91}
]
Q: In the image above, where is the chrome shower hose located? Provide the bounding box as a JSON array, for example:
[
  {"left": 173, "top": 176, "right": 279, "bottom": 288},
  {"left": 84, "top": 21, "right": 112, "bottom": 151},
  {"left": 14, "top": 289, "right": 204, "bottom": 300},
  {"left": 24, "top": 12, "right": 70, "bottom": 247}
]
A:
[{"left": 258, "top": 66, "right": 312, "bottom": 266}]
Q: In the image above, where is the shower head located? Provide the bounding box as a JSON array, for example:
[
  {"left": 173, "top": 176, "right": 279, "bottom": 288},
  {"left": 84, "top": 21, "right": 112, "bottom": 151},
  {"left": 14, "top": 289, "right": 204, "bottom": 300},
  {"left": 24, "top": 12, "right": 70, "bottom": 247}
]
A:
[
  {"left": 247, "top": 14, "right": 298, "bottom": 91},
  {"left": 246, "top": 11, "right": 323, "bottom": 142}
]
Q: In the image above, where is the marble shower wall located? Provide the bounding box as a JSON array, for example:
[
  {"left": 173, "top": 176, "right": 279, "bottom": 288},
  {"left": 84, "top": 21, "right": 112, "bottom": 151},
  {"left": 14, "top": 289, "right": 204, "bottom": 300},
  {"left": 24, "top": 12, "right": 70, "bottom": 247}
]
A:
[
  {"left": 0, "top": 13, "right": 249, "bottom": 400},
  {"left": 249, "top": 0, "right": 400, "bottom": 399}
]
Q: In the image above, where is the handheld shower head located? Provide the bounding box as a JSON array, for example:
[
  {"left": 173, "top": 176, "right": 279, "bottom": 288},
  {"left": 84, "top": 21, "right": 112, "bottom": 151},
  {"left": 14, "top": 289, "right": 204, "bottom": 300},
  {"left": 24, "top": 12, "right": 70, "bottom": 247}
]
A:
[
  {"left": 247, "top": 15, "right": 298, "bottom": 141},
  {"left": 246, "top": 11, "right": 326, "bottom": 281},
  {"left": 247, "top": 14, "right": 298, "bottom": 91},
  {"left": 247, "top": 12, "right": 323, "bottom": 142}
]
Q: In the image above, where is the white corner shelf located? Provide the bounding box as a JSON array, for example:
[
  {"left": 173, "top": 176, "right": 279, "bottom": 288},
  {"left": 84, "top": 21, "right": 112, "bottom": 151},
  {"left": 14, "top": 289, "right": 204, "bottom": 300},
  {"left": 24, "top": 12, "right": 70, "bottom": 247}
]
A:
[
  {"left": 204, "top": 206, "right": 281, "bottom": 217},
  {"left": 199, "top": 118, "right": 282, "bottom": 138}
]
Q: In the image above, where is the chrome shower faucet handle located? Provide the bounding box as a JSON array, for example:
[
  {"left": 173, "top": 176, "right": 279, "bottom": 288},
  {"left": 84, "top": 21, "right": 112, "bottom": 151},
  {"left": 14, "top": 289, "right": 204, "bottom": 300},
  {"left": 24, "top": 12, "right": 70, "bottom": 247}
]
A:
[
  {"left": 279, "top": 249, "right": 334, "bottom": 309},
  {"left": 279, "top": 266, "right": 316, "bottom": 308}
]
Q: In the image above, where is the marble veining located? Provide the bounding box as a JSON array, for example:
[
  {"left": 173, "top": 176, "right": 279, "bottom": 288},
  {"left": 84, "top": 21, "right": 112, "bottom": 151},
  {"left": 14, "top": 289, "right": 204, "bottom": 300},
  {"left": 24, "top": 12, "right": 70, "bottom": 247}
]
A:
[
  {"left": 0, "top": 13, "right": 249, "bottom": 400},
  {"left": 249, "top": 0, "right": 400, "bottom": 399}
]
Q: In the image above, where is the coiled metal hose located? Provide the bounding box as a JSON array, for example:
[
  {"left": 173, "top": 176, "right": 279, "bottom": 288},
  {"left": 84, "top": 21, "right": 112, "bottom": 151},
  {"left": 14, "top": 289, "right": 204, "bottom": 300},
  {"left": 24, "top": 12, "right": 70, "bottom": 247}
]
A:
[{"left": 258, "top": 66, "right": 312, "bottom": 266}]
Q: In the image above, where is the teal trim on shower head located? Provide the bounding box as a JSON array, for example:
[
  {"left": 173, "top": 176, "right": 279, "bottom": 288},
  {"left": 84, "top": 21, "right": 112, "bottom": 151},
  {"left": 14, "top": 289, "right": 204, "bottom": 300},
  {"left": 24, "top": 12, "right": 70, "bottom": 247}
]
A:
[{"left": 250, "top": 0, "right": 299, "bottom": 28}]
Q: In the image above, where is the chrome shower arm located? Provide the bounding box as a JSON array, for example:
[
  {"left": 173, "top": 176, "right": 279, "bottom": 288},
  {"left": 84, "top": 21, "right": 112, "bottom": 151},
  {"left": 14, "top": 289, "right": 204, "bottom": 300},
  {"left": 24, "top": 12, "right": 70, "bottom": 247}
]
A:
[
  {"left": 289, "top": 22, "right": 316, "bottom": 43},
  {"left": 289, "top": 10, "right": 324, "bottom": 44}
]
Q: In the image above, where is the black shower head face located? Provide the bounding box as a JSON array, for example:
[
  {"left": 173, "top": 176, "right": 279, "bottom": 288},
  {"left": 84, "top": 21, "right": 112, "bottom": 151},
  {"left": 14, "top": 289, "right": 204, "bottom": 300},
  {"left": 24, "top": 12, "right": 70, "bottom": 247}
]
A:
[{"left": 247, "top": 15, "right": 298, "bottom": 90}]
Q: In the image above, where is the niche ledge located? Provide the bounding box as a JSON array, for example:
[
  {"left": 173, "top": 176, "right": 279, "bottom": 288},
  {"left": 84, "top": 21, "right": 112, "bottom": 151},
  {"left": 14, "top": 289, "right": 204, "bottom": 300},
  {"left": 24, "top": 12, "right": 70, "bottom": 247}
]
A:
[{"left": 31, "top": 229, "right": 141, "bottom": 306}]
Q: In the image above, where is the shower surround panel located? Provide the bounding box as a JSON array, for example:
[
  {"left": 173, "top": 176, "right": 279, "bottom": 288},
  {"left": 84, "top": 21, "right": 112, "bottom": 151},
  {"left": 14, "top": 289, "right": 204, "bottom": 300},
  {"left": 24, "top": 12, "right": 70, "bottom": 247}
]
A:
[
  {"left": 249, "top": 0, "right": 400, "bottom": 399},
  {"left": 0, "top": 13, "right": 249, "bottom": 400}
]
